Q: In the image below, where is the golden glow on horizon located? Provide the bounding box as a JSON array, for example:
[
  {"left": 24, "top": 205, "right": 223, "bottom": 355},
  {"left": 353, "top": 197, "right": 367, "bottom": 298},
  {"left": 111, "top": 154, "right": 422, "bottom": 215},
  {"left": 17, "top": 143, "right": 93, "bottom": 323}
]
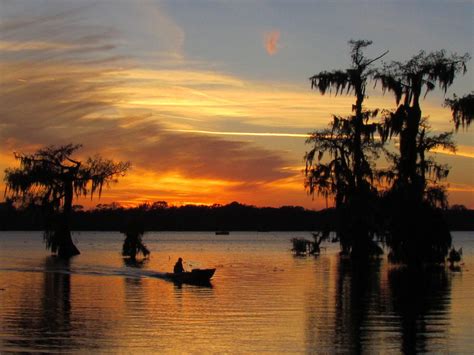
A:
[
  {"left": 446, "top": 183, "right": 474, "bottom": 192},
  {"left": 27, "top": 167, "right": 321, "bottom": 210},
  {"left": 108, "top": 67, "right": 360, "bottom": 128},
  {"left": 1, "top": 46, "right": 472, "bottom": 209}
]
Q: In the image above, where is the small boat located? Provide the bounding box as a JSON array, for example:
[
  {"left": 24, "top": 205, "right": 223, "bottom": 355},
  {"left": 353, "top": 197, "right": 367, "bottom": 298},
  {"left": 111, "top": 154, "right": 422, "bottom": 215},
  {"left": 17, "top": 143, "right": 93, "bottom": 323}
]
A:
[
  {"left": 165, "top": 268, "right": 216, "bottom": 285},
  {"left": 215, "top": 231, "right": 229, "bottom": 235}
]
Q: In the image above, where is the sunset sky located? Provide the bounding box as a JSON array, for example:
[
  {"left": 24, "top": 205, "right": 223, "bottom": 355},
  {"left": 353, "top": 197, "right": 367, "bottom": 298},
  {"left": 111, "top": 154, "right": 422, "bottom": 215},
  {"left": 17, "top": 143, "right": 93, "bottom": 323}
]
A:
[{"left": 0, "top": 0, "right": 473, "bottom": 209}]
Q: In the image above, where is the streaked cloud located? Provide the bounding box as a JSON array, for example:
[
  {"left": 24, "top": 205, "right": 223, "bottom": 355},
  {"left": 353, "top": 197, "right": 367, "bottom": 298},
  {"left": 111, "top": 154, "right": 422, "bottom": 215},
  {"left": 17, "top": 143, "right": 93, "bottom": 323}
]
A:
[
  {"left": 118, "top": 69, "right": 245, "bottom": 87},
  {"left": 448, "top": 183, "right": 474, "bottom": 193},
  {"left": 168, "top": 129, "right": 310, "bottom": 138},
  {"left": 264, "top": 30, "right": 280, "bottom": 56},
  {"left": 0, "top": 40, "right": 76, "bottom": 52},
  {"left": 431, "top": 145, "right": 474, "bottom": 159},
  {"left": 1, "top": 2, "right": 472, "bottom": 209},
  {"left": 0, "top": 8, "right": 297, "bottom": 208}
]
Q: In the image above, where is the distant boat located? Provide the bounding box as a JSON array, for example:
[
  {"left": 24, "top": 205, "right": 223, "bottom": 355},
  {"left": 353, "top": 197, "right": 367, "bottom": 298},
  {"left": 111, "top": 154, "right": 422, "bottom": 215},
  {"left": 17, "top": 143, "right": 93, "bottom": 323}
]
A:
[
  {"left": 215, "top": 231, "right": 230, "bottom": 235},
  {"left": 165, "top": 268, "right": 216, "bottom": 285}
]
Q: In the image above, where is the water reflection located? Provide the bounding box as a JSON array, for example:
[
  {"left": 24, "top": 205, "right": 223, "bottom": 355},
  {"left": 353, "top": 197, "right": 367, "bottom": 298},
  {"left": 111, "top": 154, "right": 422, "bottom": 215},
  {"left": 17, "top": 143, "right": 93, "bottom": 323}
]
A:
[
  {"left": 388, "top": 266, "right": 451, "bottom": 354},
  {"left": 42, "top": 257, "right": 73, "bottom": 339},
  {"left": 0, "top": 232, "right": 469, "bottom": 353},
  {"left": 333, "top": 258, "right": 384, "bottom": 353},
  {"left": 123, "top": 273, "right": 145, "bottom": 324},
  {"left": 123, "top": 258, "right": 149, "bottom": 269},
  {"left": 6, "top": 257, "right": 75, "bottom": 351},
  {"left": 303, "top": 255, "right": 335, "bottom": 352},
  {"left": 304, "top": 256, "right": 453, "bottom": 353},
  {"left": 172, "top": 279, "right": 214, "bottom": 289}
]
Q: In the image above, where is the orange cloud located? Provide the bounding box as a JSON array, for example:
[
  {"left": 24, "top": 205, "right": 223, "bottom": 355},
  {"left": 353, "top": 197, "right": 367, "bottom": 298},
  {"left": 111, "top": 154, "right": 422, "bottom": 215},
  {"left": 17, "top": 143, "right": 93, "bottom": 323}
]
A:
[
  {"left": 168, "top": 129, "right": 310, "bottom": 138},
  {"left": 1, "top": 7, "right": 472, "bottom": 211},
  {"left": 264, "top": 30, "right": 280, "bottom": 55}
]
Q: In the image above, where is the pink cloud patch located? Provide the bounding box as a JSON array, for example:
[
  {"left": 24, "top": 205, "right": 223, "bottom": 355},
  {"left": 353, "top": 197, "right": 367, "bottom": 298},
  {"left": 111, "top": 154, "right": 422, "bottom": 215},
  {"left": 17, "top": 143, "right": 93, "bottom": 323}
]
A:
[{"left": 264, "top": 30, "right": 280, "bottom": 56}]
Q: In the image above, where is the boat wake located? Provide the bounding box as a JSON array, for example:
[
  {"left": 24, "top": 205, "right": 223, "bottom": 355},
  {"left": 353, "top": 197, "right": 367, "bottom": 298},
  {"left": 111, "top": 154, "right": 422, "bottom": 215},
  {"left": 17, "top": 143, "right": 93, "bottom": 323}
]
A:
[{"left": 0, "top": 264, "right": 169, "bottom": 280}]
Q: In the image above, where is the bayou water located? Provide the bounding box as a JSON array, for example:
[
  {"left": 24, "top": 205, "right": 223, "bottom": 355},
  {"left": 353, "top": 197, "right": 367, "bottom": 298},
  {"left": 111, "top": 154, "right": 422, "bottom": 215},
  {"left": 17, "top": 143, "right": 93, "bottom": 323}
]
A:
[{"left": 1, "top": 231, "right": 473, "bottom": 353}]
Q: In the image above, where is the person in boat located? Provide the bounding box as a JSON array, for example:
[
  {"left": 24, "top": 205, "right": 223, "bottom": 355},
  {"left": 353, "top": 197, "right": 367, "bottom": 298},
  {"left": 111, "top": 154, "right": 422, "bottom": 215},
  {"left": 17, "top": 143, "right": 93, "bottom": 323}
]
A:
[{"left": 173, "top": 257, "right": 185, "bottom": 273}]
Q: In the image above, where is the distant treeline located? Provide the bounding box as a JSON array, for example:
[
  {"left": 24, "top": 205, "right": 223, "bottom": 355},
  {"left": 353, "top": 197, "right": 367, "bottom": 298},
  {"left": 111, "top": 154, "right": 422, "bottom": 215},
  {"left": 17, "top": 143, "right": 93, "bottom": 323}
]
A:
[{"left": 1, "top": 201, "right": 472, "bottom": 232}]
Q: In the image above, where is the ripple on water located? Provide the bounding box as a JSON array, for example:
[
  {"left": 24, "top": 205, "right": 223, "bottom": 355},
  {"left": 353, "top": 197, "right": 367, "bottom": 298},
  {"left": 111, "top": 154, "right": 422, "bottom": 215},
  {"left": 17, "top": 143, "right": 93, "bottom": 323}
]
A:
[{"left": 0, "top": 231, "right": 474, "bottom": 353}]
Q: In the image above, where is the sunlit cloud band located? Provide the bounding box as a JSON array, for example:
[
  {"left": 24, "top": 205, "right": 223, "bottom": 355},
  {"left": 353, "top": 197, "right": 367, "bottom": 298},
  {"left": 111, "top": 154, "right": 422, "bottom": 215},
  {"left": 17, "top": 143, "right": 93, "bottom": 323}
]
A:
[{"left": 167, "top": 129, "right": 311, "bottom": 138}]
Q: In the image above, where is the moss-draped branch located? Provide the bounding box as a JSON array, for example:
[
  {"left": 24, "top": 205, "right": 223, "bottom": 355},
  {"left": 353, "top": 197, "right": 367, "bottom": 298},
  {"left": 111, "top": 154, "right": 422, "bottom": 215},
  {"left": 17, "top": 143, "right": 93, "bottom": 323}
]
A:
[
  {"left": 375, "top": 50, "right": 470, "bottom": 106},
  {"left": 4, "top": 144, "right": 131, "bottom": 209},
  {"left": 445, "top": 92, "right": 474, "bottom": 131}
]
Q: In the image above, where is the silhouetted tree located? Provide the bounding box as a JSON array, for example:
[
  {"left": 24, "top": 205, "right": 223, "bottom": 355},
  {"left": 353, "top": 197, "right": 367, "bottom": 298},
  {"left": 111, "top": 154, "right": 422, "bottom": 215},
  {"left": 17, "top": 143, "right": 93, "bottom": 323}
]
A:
[
  {"left": 4, "top": 144, "right": 130, "bottom": 257},
  {"left": 449, "top": 204, "right": 467, "bottom": 211},
  {"left": 121, "top": 220, "right": 150, "bottom": 261},
  {"left": 376, "top": 50, "right": 470, "bottom": 264},
  {"left": 376, "top": 50, "right": 469, "bottom": 203},
  {"left": 305, "top": 40, "right": 387, "bottom": 257},
  {"left": 380, "top": 121, "right": 455, "bottom": 263},
  {"left": 291, "top": 231, "right": 328, "bottom": 255}
]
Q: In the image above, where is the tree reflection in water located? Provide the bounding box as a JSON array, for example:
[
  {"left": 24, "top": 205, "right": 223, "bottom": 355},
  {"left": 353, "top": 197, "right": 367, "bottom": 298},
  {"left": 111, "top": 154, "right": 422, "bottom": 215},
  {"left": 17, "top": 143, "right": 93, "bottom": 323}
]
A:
[
  {"left": 123, "top": 257, "right": 146, "bottom": 318},
  {"left": 388, "top": 266, "right": 451, "bottom": 354},
  {"left": 42, "top": 257, "right": 73, "bottom": 338},
  {"left": 304, "top": 256, "right": 452, "bottom": 353},
  {"left": 6, "top": 257, "right": 75, "bottom": 351},
  {"left": 333, "top": 258, "right": 383, "bottom": 353}
]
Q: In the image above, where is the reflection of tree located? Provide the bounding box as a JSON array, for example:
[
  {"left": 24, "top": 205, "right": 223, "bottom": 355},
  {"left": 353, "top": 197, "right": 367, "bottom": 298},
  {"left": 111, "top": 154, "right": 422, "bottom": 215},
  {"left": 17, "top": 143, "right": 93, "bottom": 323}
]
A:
[
  {"left": 123, "top": 277, "right": 145, "bottom": 312},
  {"left": 123, "top": 257, "right": 149, "bottom": 269},
  {"left": 41, "top": 257, "right": 72, "bottom": 338},
  {"left": 303, "top": 258, "right": 454, "bottom": 352},
  {"left": 122, "top": 258, "right": 147, "bottom": 325},
  {"left": 303, "top": 257, "right": 334, "bottom": 351},
  {"left": 5, "top": 257, "right": 75, "bottom": 351},
  {"left": 388, "top": 267, "right": 451, "bottom": 354},
  {"left": 304, "top": 257, "right": 384, "bottom": 352},
  {"left": 333, "top": 258, "right": 382, "bottom": 353}
]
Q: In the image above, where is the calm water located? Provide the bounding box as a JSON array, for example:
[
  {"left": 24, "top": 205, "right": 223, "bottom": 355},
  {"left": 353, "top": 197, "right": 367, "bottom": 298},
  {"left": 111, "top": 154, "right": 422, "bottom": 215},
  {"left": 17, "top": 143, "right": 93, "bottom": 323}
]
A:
[{"left": 1, "top": 231, "right": 473, "bottom": 353}]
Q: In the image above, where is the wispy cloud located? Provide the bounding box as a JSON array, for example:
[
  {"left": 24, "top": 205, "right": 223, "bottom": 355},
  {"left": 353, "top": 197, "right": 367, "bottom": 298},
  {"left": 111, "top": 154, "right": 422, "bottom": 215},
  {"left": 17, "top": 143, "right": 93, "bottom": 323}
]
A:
[
  {"left": 0, "top": 40, "right": 76, "bottom": 52},
  {"left": 0, "top": 7, "right": 299, "bottom": 208},
  {"left": 264, "top": 30, "right": 280, "bottom": 56},
  {"left": 1, "top": 3, "right": 471, "bottom": 209},
  {"left": 431, "top": 145, "right": 474, "bottom": 159},
  {"left": 168, "top": 129, "right": 310, "bottom": 138}
]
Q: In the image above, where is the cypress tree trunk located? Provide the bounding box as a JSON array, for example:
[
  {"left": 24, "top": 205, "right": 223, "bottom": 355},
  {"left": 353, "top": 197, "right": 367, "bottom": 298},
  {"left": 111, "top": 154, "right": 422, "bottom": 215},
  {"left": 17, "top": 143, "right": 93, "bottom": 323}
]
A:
[
  {"left": 57, "top": 178, "right": 80, "bottom": 258},
  {"left": 350, "top": 75, "right": 373, "bottom": 259},
  {"left": 400, "top": 80, "right": 423, "bottom": 204}
]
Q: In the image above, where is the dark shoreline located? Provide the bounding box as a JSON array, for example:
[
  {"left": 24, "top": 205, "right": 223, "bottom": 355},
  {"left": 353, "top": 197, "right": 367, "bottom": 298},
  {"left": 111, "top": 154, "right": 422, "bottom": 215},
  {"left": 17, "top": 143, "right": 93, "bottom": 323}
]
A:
[{"left": 2, "top": 202, "right": 473, "bottom": 231}]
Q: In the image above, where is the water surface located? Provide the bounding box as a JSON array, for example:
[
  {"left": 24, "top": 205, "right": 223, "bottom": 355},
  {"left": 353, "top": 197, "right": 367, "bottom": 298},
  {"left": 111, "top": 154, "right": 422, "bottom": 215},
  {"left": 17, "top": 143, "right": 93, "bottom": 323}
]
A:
[{"left": 1, "top": 231, "right": 473, "bottom": 353}]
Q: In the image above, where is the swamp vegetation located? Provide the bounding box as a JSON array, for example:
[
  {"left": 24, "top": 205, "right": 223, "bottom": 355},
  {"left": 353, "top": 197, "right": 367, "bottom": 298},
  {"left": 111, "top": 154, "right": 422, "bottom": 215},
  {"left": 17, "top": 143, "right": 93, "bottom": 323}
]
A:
[
  {"left": 305, "top": 40, "right": 472, "bottom": 265},
  {"left": 2, "top": 41, "right": 473, "bottom": 267},
  {"left": 3, "top": 144, "right": 130, "bottom": 257}
]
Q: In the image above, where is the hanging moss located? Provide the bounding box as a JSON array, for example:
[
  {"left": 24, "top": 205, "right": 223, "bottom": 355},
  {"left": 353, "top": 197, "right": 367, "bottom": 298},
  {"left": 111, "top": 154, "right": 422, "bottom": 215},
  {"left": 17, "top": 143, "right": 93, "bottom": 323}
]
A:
[{"left": 445, "top": 92, "right": 474, "bottom": 131}]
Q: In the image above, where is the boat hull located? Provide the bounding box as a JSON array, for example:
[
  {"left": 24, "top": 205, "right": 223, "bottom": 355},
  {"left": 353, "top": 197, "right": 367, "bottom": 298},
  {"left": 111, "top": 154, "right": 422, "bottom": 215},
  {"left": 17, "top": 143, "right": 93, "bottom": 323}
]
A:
[{"left": 165, "top": 268, "right": 216, "bottom": 285}]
